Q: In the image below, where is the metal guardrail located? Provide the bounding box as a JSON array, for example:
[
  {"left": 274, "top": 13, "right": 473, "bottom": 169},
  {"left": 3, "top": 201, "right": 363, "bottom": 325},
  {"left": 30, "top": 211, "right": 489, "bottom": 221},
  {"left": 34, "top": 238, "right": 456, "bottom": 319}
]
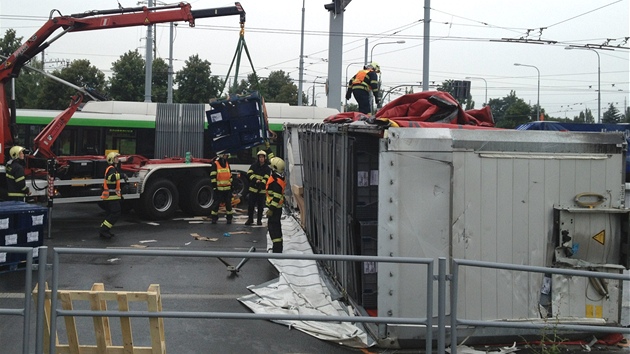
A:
[
  {"left": 0, "top": 246, "right": 48, "bottom": 354},
  {"left": 2, "top": 246, "right": 629, "bottom": 353}
]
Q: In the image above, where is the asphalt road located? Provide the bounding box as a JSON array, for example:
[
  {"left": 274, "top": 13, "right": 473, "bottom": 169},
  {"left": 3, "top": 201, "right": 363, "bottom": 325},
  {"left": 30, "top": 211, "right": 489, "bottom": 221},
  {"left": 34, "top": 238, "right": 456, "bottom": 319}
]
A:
[
  {"left": 1, "top": 202, "right": 628, "bottom": 354},
  {"left": 0, "top": 202, "right": 365, "bottom": 354}
]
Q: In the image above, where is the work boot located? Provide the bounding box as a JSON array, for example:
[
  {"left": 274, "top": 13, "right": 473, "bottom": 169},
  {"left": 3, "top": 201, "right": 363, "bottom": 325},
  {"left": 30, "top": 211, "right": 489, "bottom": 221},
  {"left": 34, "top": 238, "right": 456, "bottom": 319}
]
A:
[
  {"left": 257, "top": 220, "right": 263, "bottom": 226},
  {"left": 245, "top": 219, "right": 253, "bottom": 226},
  {"left": 99, "top": 230, "right": 113, "bottom": 239},
  {"left": 226, "top": 218, "right": 232, "bottom": 225},
  {"left": 211, "top": 219, "right": 217, "bottom": 225}
]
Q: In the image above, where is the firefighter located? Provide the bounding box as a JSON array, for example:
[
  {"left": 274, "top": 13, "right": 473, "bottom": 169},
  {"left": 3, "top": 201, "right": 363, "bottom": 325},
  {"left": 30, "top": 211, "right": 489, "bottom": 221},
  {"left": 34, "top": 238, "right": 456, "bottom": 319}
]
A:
[
  {"left": 6, "top": 146, "right": 30, "bottom": 201},
  {"left": 265, "top": 157, "right": 286, "bottom": 253},
  {"left": 246, "top": 150, "right": 271, "bottom": 226},
  {"left": 346, "top": 62, "right": 381, "bottom": 114},
  {"left": 210, "top": 152, "right": 233, "bottom": 224},
  {"left": 99, "top": 152, "right": 125, "bottom": 239}
]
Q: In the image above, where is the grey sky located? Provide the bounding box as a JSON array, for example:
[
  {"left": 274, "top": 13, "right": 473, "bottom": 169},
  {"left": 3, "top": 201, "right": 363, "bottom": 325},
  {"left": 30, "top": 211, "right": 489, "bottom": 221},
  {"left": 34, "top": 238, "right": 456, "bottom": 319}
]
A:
[{"left": 1, "top": 0, "right": 628, "bottom": 117}]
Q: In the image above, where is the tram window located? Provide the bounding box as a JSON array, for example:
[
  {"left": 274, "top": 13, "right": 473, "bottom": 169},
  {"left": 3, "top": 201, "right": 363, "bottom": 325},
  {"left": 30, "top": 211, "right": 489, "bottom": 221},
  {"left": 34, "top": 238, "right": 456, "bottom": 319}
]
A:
[
  {"left": 54, "top": 130, "right": 76, "bottom": 156},
  {"left": 80, "top": 128, "right": 100, "bottom": 155}
]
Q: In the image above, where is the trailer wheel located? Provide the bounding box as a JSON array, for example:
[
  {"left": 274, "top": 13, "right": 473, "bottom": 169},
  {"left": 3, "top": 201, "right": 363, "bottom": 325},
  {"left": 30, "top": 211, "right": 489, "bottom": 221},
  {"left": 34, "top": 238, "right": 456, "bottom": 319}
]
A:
[
  {"left": 180, "top": 177, "right": 213, "bottom": 216},
  {"left": 232, "top": 172, "right": 248, "bottom": 203},
  {"left": 138, "top": 179, "right": 179, "bottom": 220}
]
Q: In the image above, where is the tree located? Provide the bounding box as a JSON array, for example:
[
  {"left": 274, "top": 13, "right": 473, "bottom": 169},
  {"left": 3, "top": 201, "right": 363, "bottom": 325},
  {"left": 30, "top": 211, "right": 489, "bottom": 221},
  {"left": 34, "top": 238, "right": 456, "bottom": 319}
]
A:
[
  {"left": 487, "top": 91, "right": 533, "bottom": 128},
  {"left": 257, "top": 70, "right": 299, "bottom": 105},
  {"left": 175, "top": 54, "right": 223, "bottom": 103},
  {"left": 1, "top": 29, "right": 43, "bottom": 108},
  {"left": 108, "top": 50, "right": 145, "bottom": 101},
  {"left": 624, "top": 106, "right": 630, "bottom": 123},
  {"left": 38, "top": 59, "right": 106, "bottom": 109},
  {"left": 152, "top": 57, "right": 169, "bottom": 103},
  {"left": 602, "top": 103, "right": 621, "bottom": 123}
]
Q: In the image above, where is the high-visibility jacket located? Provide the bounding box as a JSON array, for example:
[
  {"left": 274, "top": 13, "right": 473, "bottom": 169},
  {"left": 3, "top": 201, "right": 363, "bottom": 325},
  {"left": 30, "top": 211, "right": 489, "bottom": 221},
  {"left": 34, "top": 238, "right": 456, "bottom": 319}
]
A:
[
  {"left": 6, "top": 159, "right": 29, "bottom": 198},
  {"left": 101, "top": 165, "right": 121, "bottom": 200},
  {"left": 351, "top": 69, "right": 379, "bottom": 94},
  {"left": 211, "top": 159, "right": 232, "bottom": 191},
  {"left": 265, "top": 173, "right": 286, "bottom": 208},
  {"left": 247, "top": 162, "right": 270, "bottom": 194}
]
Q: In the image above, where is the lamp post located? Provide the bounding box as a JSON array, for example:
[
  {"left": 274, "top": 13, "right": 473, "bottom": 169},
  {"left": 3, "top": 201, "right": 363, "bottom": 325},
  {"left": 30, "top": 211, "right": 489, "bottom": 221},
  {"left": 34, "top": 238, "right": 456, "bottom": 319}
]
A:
[
  {"left": 312, "top": 76, "right": 323, "bottom": 106},
  {"left": 369, "top": 40, "right": 406, "bottom": 63},
  {"left": 514, "top": 63, "right": 540, "bottom": 121},
  {"left": 565, "top": 46, "right": 601, "bottom": 123},
  {"left": 465, "top": 76, "right": 487, "bottom": 106}
]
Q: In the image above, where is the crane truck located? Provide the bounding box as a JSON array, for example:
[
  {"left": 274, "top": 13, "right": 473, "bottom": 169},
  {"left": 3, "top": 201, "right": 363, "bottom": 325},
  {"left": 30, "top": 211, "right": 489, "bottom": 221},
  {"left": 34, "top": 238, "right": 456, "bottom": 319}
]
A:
[{"left": 0, "top": 2, "right": 264, "bottom": 220}]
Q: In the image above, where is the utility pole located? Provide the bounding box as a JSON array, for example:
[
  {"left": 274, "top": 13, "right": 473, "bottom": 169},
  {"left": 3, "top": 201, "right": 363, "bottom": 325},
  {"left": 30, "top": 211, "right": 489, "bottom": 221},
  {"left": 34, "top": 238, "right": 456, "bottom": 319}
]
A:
[{"left": 144, "top": 0, "right": 154, "bottom": 102}]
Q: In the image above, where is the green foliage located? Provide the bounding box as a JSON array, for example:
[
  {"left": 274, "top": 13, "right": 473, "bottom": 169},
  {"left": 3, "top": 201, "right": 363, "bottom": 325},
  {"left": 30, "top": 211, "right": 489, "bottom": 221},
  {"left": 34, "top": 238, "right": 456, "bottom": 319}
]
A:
[
  {"left": 174, "top": 54, "right": 223, "bottom": 103},
  {"left": 0, "top": 29, "right": 21, "bottom": 57},
  {"left": 257, "top": 70, "right": 299, "bottom": 105},
  {"left": 488, "top": 91, "right": 533, "bottom": 128},
  {"left": 602, "top": 103, "right": 621, "bottom": 123},
  {"left": 14, "top": 59, "right": 44, "bottom": 108},
  {"left": 345, "top": 102, "right": 358, "bottom": 112},
  {"left": 108, "top": 50, "right": 145, "bottom": 101},
  {"left": 38, "top": 59, "right": 106, "bottom": 110},
  {"left": 152, "top": 57, "right": 169, "bottom": 103}
]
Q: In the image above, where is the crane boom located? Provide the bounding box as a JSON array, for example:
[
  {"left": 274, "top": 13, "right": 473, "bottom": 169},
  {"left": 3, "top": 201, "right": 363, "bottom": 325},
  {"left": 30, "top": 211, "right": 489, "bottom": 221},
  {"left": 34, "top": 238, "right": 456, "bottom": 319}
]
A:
[{"left": 0, "top": 2, "right": 245, "bottom": 164}]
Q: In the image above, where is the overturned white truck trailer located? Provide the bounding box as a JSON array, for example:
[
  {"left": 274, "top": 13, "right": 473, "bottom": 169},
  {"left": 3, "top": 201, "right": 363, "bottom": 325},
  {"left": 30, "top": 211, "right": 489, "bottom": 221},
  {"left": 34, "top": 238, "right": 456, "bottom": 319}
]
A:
[{"left": 284, "top": 123, "right": 629, "bottom": 347}]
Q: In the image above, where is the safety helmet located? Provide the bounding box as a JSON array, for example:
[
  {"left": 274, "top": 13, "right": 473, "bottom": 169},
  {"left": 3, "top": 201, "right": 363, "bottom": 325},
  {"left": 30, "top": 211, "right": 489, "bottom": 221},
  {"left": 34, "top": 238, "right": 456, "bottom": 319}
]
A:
[
  {"left": 269, "top": 157, "right": 285, "bottom": 174},
  {"left": 257, "top": 150, "right": 267, "bottom": 157},
  {"left": 9, "top": 146, "right": 26, "bottom": 159},
  {"left": 370, "top": 62, "right": 380, "bottom": 73},
  {"left": 106, "top": 152, "right": 120, "bottom": 164}
]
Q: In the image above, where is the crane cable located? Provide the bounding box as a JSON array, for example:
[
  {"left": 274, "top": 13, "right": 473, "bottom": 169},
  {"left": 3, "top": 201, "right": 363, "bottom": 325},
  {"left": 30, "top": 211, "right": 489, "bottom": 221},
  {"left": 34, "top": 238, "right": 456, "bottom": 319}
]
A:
[{"left": 220, "top": 23, "right": 259, "bottom": 96}]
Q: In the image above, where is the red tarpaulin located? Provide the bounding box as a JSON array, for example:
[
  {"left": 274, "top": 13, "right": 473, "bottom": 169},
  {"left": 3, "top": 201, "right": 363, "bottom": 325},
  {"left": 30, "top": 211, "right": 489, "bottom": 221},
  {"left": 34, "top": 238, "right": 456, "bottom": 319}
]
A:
[{"left": 325, "top": 91, "right": 495, "bottom": 129}]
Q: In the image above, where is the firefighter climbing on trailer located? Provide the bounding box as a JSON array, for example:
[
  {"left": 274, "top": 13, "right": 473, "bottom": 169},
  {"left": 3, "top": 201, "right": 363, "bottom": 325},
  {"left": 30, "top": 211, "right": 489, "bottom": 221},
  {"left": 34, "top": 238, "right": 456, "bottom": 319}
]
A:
[{"left": 346, "top": 62, "right": 381, "bottom": 115}]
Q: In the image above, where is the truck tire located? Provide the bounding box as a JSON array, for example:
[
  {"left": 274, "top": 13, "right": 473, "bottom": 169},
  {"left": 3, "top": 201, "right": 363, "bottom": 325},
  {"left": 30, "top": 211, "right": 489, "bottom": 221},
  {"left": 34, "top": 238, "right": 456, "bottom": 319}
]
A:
[
  {"left": 232, "top": 172, "right": 247, "bottom": 203},
  {"left": 138, "top": 179, "right": 179, "bottom": 220},
  {"left": 179, "top": 177, "right": 213, "bottom": 216}
]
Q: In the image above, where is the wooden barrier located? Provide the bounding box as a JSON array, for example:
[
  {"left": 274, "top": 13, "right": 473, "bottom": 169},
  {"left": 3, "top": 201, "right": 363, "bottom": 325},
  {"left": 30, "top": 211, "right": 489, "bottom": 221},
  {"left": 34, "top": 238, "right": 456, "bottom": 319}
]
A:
[{"left": 33, "top": 283, "right": 165, "bottom": 354}]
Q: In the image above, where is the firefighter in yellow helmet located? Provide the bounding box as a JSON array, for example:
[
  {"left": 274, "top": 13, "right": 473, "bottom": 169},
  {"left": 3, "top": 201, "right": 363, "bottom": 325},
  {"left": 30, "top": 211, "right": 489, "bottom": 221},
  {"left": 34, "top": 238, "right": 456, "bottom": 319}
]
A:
[
  {"left": 210, "top": 152, "right": 233, "bottom": 224},
  {"left": 346, "top": 62, "right": 380, "bottom": 114},
  {"left": 245, "top": 150, "right": 271, "bottom": 226},
  {"left": 6, "top": 146, "right": 30, "bottom": 201},
  {"left": 99, "top": 152, "right": 125, "bottom": 239},
  {"left": 265, "top": 157, "right": 286, "bottom": 253}
]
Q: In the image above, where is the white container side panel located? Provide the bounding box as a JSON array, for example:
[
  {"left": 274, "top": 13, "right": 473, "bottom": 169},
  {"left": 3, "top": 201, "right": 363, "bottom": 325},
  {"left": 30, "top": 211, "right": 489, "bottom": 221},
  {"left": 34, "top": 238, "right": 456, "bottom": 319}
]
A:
[
  {"left": 378, "top": 149, "right": 452, "bottom": 319},
  {"left": 452, "top": 151, "right": 625, "bottom": 321},
  {"left": 381, "top": 128, "right": 626, "bottom": 323}
]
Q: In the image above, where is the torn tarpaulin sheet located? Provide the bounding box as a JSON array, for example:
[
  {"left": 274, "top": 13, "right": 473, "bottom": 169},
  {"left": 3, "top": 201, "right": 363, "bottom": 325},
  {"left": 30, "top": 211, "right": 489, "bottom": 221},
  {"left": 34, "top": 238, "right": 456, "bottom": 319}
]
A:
[{"left": 238, "top": 212, "right": 374, "bottom": 348}]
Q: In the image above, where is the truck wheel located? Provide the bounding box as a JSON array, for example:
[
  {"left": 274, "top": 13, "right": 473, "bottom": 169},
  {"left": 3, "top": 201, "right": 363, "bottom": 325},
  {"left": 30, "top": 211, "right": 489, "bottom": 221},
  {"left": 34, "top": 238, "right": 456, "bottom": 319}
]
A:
[
  {"left": 138, "top": 179, "right": 179, "bottom": 220},
  {"left": 232, "top": 172, "right": 248, "bottom": 202},
  {"left": 180, "top": 177, "right": 213, "bottom": 216}
]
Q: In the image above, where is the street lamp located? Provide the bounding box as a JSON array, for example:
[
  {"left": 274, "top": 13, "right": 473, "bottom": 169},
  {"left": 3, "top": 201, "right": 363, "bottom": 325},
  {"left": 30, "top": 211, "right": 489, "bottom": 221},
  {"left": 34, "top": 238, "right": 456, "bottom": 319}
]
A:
[
  {"left": 514, "top": 63, "right": 541, "bottom": 121},
  {"left": 312, "top": 76, "right": 323, "bottom": 106},
  {"left": 565, "top": 46, "right": 601, "bottom": 123},
  {"left": 465, "top": 76, "right": 487, "bottom": 106},
  {"left": 369, "top": 40, "right": 406, "bottom": 63}
]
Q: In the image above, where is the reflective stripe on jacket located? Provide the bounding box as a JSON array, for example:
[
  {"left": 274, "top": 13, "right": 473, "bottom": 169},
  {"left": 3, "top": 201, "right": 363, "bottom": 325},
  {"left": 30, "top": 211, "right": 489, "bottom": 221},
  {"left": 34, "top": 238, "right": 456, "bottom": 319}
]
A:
[
  {"left": 212, "top": 160, "right": 232, "bottom": 191},
  {"left": 248, "top": 162, "right": 270, "bottom": 194},
  {"left": 351, "top": 69, "right": 379, "bottom": 93},
  {"left": 265, "top": 173, "right": 286, "bottom": 208},
  {"left": 101, "top": 165, "right": 121, "bottom": 200},
  {"left": 6, "top": 160, "right": 29, "bottom": 197}
]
